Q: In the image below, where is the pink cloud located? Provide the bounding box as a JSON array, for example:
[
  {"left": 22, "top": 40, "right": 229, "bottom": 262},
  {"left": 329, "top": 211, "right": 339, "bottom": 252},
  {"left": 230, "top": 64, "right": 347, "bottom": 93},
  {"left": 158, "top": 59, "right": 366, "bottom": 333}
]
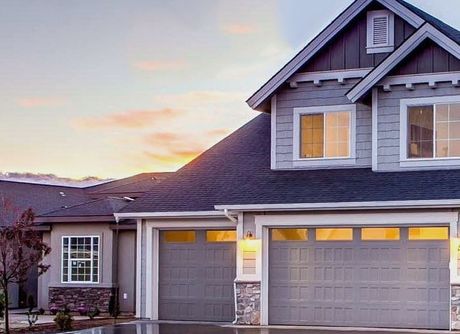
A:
[
  {"left": 73, "top": 108, "right": 180, "bottom": 129},
  {"left": 222, "top": 23, "right": 256, "bottom": 35},
  {"left": 17, "top": 97, "right": 65, "bottom": 108},
  {"left": 133, "top": 60, "right": 187, "bottom": 72}
]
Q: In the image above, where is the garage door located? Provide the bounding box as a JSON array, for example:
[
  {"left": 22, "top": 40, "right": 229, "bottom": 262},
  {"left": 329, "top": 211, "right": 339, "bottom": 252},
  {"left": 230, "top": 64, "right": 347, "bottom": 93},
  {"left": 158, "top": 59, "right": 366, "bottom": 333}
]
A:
[
  {"left": 269, "top": 227, "right": 450, "bottom": 329},
  {"left": 159, "top": 230, "right": 236, "bottom": 322}
]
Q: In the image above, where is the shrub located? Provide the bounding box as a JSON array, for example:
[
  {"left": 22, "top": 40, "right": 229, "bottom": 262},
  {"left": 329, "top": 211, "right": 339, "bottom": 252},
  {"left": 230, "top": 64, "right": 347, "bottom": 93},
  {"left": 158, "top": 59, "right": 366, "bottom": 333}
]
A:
[
  {"left": 54, "top": 309, "right": 73, "bottom": 331},
  {"left": 49, "top": 306, "right": 59, "bottom": 315},
  {"left": 0, "top": 292, "right": 5, "bottom": 319},
  {"left": 38, "top": 308, "right": 45, "bottom": 315},
  {"left": 77, "top": 305, "right": 88, "bottom": 316},
  {"left": 87, "top": 307, "right": 100, "bottom": 320}
]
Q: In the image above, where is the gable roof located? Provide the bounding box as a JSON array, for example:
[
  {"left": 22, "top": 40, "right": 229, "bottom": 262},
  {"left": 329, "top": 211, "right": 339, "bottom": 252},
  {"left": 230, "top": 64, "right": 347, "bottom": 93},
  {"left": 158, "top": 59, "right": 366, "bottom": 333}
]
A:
[
  {"left": 246, "top": 0, "right": 460, "bottom": 111},
  {"left": 119, "top": 114, "right": 460, "bottom": 215},
  {"left": 347, "top": 23, "right": 460, "bottom": 102}
]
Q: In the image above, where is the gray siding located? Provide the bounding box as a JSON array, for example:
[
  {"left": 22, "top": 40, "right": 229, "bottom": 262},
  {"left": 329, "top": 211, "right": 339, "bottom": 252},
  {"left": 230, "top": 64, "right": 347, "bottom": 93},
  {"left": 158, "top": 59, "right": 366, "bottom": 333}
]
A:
[
  {"left": 302, "top": 8, "right": 415, "bottom": 72},
  {"left": 377, "top": 83, "right": 460, "bottom": 171},
  {"left": 118, "top": 231, "right": 136, "bottom": 313},
  {"left": 275, "top": 79, "right": 372, "bottom": 169}
]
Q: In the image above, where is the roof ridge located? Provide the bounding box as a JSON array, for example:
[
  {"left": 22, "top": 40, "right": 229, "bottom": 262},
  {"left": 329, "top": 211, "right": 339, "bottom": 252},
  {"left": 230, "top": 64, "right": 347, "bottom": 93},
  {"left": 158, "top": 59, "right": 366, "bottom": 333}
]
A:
[{"left": 0, "top": 179, "right": 84, "bottom": 189}]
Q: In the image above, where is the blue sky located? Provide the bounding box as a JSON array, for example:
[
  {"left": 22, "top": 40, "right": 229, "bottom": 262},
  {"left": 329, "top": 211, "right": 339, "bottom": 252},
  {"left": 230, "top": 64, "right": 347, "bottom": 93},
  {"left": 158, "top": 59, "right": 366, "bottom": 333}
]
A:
[{"left": 0, "top": 0, "right": 458, "bottom": 178}]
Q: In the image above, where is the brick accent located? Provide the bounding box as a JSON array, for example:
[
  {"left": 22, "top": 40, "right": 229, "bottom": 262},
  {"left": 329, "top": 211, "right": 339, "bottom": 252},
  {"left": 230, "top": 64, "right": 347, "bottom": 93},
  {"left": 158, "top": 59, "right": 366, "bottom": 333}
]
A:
[
  {"left": 49, "top": 287, "right": 113, "bottom": 312},
  {"left": 235, "top": 282, "right": 260, "bottom": 325}
]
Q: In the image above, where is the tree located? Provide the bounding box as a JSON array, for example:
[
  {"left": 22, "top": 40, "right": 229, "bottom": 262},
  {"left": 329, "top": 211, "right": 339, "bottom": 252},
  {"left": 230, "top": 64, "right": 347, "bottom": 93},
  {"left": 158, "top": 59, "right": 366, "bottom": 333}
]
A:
[{"left": 0, "top": 198, "right": 51, "bottom": 334}]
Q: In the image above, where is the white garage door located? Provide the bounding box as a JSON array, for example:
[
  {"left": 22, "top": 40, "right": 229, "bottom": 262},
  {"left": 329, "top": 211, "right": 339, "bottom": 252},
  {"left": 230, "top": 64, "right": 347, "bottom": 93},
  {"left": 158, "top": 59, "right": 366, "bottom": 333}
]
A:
[{"left": 269, "top": 227, "right": 450, "bottom": 329}]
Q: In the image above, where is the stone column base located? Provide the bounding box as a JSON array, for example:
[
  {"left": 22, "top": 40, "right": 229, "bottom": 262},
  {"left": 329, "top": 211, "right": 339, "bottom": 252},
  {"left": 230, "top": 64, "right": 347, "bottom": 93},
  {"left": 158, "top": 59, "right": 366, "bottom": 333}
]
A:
[
  {"left": 49, "top": 287, "right": 114, "bottom": 313},
  {"left": 452, "top": 285, "right": 460, "bottom": 330},
  {"left": 235, "top": 281, "right": 261, "bottom": 325}
]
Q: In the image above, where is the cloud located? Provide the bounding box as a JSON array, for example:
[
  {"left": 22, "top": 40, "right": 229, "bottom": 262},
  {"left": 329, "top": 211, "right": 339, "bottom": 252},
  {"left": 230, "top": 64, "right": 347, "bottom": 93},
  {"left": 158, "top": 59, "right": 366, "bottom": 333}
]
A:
[
  {"left": 133, "top": 60, "right": 187, "bottom": 72},
  {"left": 222, "top": 23, "right": 256, "bottom": 35},
  {"left": 17, "top": 97, "right": 65, "bottom": 108},
  {"left": 73, "top": 108, "right": 180, "bottom": 129},
  {"left": 142, "top": 149, "right": 202, "bottom": 165},
  {"left": 153, "top": 91, "right": 244, "bottom": 107}
]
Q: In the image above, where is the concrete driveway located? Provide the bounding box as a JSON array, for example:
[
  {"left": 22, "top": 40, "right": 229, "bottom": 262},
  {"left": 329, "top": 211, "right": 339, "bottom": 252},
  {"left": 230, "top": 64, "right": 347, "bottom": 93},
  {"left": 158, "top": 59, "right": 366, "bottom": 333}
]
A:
[{"left": 70, "top": 322, "right": 448, "bottom": 334}]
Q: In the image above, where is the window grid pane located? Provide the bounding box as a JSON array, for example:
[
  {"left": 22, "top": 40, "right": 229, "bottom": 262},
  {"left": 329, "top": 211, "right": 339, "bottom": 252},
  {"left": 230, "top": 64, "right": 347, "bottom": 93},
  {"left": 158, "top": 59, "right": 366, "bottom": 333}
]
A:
[
  {"left": 272, "top": 229, "right": 308, "bottom": 241},
  {"left": 62, "top": 236, "right": 99, "bottom": 283},
  {"left": 435, "top": 103, "right": 460, "bottom": 158},
  {"left": 316, "top": 228, "right": 353, "bottom": 241},
  {"left": 361, "top": 228, "right": 400, "bottom": 241},
  {"left": 325, "top": 112, "right": 350, "bottom": 158},
  {"left": 408, "top": 105, "right": 434, "bottom": 158},
  {"left": 300, "top": 114, "right": 324, "bottom": 158}
]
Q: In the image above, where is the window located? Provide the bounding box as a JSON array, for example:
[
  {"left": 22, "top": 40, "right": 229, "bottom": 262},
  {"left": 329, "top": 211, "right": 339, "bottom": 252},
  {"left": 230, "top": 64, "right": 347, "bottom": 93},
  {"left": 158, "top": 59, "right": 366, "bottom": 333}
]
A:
[
  {"left": 164, "top": 231, "right": 196, "bottom": 243},
  {"left": 408, "top": 227, "right": 448, "bottom": 240},
  {"left": 294, "top": 105, "right": 355, "bottom": 161},
  {"left": 405, "top": 101, "right": 460, "bottom": 159},
  {"left": 361, "top": 228, "right": 400, "bottom": 240},
  {"left": 62, "top": 236, "right": 99, "bottom": 283},
  {"left": 272, "top": 229, "right": 308, "bottom": 241},
  {"left": 206, "top": 230, "right": 237, "bottom": 242},
  {"left": 316, "top": 228, "right": 353, "bottom": 241},
  {"left": 367, "top": 10, "right": 395, "bottom": 54}
]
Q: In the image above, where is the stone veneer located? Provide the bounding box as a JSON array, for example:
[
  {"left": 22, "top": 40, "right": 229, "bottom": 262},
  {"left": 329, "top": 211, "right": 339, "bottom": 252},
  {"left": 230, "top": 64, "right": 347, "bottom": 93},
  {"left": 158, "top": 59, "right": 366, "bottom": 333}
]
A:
[
  {"left": 453, "top": 285, "right": 460, "bottom": 330},
  {"left": 49, "top": 287, "right": 113, "bottom": 312},
  {"left": 235, "top": 282, "right": 261, "bottom": 325}
]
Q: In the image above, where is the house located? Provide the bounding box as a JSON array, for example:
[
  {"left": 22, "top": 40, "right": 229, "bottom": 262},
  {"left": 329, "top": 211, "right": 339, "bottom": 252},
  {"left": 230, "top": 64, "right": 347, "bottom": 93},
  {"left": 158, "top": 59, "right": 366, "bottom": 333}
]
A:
[
  {"left": 0, "top": 173, "right": 170, "bottom": 311},
  {"left": 112, "top": 0, "right": 460, "bottom": 330}
]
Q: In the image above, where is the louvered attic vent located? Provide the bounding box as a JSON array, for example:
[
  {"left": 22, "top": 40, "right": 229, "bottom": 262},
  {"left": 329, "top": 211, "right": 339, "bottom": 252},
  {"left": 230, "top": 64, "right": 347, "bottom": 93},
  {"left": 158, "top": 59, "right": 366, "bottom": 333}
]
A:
[{"left": 367, "top": 10, "right": 395, "bottom": 54}]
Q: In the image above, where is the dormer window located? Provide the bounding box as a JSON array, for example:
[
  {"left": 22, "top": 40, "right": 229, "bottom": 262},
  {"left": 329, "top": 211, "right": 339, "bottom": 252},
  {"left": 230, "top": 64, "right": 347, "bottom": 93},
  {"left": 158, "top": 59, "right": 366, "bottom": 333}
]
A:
[{"left": 367, "top": 10, "right": 395, "bottom": 54}]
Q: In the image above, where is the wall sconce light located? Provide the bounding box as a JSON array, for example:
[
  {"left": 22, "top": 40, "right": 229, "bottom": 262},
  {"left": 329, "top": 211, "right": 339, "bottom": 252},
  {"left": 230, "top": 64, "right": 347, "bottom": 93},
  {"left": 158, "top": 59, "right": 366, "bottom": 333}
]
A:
[{"left": 245, "top": 230, "right": 254, "bottom": 240}]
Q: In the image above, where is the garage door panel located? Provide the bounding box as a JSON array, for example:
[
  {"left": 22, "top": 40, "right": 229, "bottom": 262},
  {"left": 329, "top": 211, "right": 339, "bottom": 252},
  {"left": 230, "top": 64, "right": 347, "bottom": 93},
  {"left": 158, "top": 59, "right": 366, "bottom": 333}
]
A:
[
  {"left": 269, "top": 227, "right": 449, "bottom": 329},
  {"left": 159, "top": 230, "right": 236, "bottom": 322}
]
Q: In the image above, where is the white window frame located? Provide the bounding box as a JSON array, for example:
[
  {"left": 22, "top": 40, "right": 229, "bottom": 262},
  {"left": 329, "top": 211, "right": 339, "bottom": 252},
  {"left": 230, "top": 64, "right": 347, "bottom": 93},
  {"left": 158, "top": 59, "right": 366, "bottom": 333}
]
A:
[
  {"left": 367, "top": 10, "right": 395, "bottom": 54},
  {"left": 400, "top": 95, "right": 460, "bottom": 168},
  {"left": 61, "top": 236, "right": 100, "bottom": 284},
  {"left": 293, "top": 104, "right": 356, "bottom": 168}
]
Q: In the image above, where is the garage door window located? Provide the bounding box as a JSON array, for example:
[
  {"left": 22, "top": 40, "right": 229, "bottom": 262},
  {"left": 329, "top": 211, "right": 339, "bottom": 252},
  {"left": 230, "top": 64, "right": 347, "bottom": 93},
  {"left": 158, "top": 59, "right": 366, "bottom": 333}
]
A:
[
  {"left": 206, "top": 230, "right": 237, "bottom": 242},
  {"left": 408, "top": 227, "right": 448, "bottom": 240},
  {"left": 316, "top": 228, "right": 353, "bottom": 241},
  {"left": 272, "top": 229, "right": 308, "bottom": 241},
  {"left": 361, "top": 228, "right": 400, "bottom": 240},
  {"left": 164, "top": 231, "right": 196, "bottom": 243}
]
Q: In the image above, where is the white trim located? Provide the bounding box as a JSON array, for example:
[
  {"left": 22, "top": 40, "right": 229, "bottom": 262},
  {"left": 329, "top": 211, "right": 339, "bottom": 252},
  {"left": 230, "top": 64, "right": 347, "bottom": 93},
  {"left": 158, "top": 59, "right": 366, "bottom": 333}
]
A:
[
  {"left": 293, "top": 104, "right": 357, "bottom": 166},
  {"left": 366, "top": 10, "right": 395, "bottom": 54},
  {"left": 145, "top": 218, "right": 235, "bottom": 229},
  {"left": 372, "top": 88, "right": 378, "bottom": 171},
  {"left": 115, "top": 211, "right": 227, "bottom": 220},
  {"left": 152, "top": 229, "right": 159, "bottom": 321},
  {"left": 247, "top": 0, "right": 424, "bottom": 110},
  {"left": 270, "top": 95, "right": 277, "bottom": 170},
  {"left": 450, "top": 214, "right": 460, "bottom": 286},
  {"left": 289, "top": 68, "right": 372, "bottom": 87},
  {"left": 260, "top": 226, "right": 269, "bottom": 326},
  {"left": 145, "top": 225, "right": 154, "bottom": 319},
  {"left": 135, "top": 219, "right": 142, "bottom": 318},
  {"left": 215, "top": 199, "right": 460, "bottom": 212},
  {"left": 61, "top": 236, "right": 100, "bottom": 285},
  {"left": 400, "top": 95, "right": 460, "bottom": 167},
  {"left": 381, "top": 72, "right": 460, "bottom": 88},
  {"left": 348, "top": 24, "right": 460, "bottom": 102}
]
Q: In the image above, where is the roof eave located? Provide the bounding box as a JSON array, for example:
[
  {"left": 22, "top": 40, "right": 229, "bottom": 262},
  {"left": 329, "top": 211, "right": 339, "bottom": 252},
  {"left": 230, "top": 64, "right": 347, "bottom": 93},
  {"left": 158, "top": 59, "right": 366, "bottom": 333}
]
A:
[{"left": 35, "top": 215, "right": 115, "bottom": 224}]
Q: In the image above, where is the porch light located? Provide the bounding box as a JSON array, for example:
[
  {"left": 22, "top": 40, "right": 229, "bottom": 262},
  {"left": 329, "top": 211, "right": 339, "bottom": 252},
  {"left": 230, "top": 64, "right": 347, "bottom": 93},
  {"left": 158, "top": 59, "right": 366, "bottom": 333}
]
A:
[{"left": 245, "top": 230, "right": 254, "bottom": 240}]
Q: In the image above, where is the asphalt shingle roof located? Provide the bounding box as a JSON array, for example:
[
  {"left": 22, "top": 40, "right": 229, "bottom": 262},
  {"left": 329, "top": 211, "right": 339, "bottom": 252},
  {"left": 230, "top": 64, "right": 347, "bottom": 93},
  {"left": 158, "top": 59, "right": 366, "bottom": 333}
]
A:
[
  {"left": 40, "top": 197, "right": 131, "bottom": 217},
  {"left": 122, "top": 114, "right": 460, "bottom": 213}
]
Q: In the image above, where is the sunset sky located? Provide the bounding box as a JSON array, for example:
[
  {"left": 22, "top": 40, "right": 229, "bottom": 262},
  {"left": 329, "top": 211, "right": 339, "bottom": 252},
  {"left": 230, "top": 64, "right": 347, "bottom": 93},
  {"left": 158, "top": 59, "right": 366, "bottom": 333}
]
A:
[{"left": 1, "top": 0, "right": 458, "bottom": 179}]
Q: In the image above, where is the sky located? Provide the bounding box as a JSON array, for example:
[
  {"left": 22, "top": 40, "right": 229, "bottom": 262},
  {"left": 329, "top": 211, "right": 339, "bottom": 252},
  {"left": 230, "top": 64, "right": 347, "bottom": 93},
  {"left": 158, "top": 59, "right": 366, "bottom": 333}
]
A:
[{"left": 0, "top": 0, "right": 459, "bottom": 179}]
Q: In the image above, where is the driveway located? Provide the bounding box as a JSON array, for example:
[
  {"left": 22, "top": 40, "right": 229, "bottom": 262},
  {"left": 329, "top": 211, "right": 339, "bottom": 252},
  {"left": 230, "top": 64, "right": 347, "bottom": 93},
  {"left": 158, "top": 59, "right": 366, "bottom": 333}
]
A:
[{"left": 70, "top": 323, "right": 448, "bottom": 334}]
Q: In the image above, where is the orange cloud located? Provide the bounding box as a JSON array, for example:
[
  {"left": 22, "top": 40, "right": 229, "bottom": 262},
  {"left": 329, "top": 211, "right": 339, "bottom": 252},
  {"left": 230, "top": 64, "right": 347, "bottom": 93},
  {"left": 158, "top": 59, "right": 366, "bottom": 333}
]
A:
[
  {"left": 133, "top": 60, "right": 187, "bottom": 72},
  {"left": 17, "top": 97, "right": 65, "bottom": 108},
  {"left": 73, "top": 108, "right": 180, "bottom": 129},
  {"left": 143, "top": 149, "right": 202, "bottom": 165},
  {"left": 206, "top": 128, "right": 230, "bottom": 137},
  {"left": 222, "top": 23, "right": 256, "bottom": 35}
]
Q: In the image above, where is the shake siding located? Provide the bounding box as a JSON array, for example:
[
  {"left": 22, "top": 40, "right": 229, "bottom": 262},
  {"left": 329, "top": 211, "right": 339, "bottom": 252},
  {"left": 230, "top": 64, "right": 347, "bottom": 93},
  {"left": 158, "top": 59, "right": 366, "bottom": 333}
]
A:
[
  {"left": 377, "top": 83, "right": 460, "bottom": 171},
  {"left": 275, "top": 79, "right": 372, "bottom": 169}
]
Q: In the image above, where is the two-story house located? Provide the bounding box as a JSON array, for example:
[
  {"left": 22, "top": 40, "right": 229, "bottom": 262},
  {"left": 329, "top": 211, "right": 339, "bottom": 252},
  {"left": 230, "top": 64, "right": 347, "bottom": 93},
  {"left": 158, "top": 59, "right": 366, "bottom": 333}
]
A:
[{"left": 116, "top": 0, "right": 460, "bottom": 330}]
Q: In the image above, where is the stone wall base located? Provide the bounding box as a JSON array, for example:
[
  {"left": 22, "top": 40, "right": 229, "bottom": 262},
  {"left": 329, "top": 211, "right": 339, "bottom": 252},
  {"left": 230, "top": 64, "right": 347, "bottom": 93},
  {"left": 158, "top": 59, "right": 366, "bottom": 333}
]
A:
[
  {"left": 235, "top": 281, "right": 260, "bottom": 325},
  {"left": 49, "top": 287, "right": 114, "bottom": 313},
  {"left": 453, "top": 285, "right": 460, "bottom": 330}
]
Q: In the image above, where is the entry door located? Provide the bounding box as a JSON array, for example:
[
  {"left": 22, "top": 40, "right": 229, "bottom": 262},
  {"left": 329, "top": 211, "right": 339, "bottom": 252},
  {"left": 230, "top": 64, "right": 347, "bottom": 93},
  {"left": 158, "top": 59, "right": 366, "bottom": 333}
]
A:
[
  {"left": 269, "top": 227, "right": 450, "bottom": 329},
  {"left": 159, "top": 230, "right": 236, "bottom": 322}
]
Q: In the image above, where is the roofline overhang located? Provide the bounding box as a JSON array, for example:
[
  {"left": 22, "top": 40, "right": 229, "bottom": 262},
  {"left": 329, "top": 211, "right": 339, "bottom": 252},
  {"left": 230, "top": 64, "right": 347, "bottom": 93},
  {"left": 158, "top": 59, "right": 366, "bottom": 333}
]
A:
[
  {"left": 35, "top": 215, "right": 115, "bottom": 223},
  {"left": 214, "top": 199, "right": 460, "bottom": 212},
  {"left": 246, "top": 0, "right": 424, "bottom": 111},
  {"left": 114, "top": 210, "right": 231, "bottom": 222},
  {"left": 347, "top": 23, "right": 460, "bottom": 102}
]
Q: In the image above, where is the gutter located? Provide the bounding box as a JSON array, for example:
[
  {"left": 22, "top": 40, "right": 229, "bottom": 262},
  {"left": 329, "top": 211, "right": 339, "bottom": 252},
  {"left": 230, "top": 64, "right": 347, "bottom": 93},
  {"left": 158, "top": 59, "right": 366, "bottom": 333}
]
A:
[{"left": 214, "top": 199, "right": 460, "bottom": 212}]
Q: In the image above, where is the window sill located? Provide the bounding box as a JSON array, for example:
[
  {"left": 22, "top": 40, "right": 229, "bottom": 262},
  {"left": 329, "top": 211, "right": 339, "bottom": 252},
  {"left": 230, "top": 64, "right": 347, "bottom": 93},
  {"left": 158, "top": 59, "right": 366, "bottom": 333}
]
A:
[
  {"left": 50, "top": 282, "right": 114, "bottom": 288},
  {"left": 400, "top": 158, "right": 460, "bottom": 168},
  {"left": 293, "top": 157, "right": 356, "bottom": 168},
  {"left": 366, "top": 45, "right": 394, "bottom": 54}
]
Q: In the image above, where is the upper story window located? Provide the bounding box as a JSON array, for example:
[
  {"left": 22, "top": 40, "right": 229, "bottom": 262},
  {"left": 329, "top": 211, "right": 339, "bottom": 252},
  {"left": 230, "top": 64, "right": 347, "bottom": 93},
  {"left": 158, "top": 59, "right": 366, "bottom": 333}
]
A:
[
  {"left": 401, "top": 96, "right": 460, "bottom": 164},
  {"left": 293, "top": 105, "right": 356, "bottom": 164},
  {"left": 62, "top": 236, "right": 99, "bottom": 284},
  {"left": 367, "top": 10, "right": 395, "bottom": 54}
]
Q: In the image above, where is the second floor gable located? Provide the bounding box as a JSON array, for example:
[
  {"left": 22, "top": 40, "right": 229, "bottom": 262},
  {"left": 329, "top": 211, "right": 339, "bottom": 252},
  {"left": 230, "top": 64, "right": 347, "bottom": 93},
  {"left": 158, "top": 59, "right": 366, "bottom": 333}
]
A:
[{"left": 247, "top": 0, "right": 460, "bottom": 173}]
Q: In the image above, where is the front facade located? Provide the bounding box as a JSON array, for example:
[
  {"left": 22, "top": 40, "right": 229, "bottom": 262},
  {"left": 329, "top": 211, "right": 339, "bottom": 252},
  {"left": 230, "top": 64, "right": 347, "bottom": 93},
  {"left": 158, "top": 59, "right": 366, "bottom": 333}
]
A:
[{"left": 117, "top": 0, "right": 460, "bottom": 330}]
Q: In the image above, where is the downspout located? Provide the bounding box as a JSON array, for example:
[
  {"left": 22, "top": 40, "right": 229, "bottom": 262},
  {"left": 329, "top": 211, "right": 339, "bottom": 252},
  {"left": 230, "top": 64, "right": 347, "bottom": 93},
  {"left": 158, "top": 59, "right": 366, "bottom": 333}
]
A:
[{"left": 222, "top": 209, "right": 239, "bottom": 324}]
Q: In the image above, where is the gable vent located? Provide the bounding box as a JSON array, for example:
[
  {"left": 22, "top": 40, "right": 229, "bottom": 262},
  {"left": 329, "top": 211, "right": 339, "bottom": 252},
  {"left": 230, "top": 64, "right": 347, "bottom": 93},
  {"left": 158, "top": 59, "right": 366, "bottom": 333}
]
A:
[{"left": 372, "top": 16, "right": 389, "bottom": 45}]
